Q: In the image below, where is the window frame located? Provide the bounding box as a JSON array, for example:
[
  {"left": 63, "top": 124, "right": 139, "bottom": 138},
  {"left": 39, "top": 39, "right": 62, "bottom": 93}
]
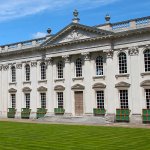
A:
[
  {"left": 40, "top": 93, "right": 46, "bottom": 108},
  {"left": 41, "top": 62, "right": 46, "bottom": 80},
  {"left": 11, "top": 66, "right": 16, "bottom": 82},
  {"left": 144, "top": 49, "right": 150, "bottom": 72},
  {"left": 11, "top": 94, "right": 16, "bottom": 108},
  {"left": 96, "top": 56, "right": 103, "bottom": 76},
  {"left": 25, "top": 93, "right": 30, "bottom": 108},
  {"left": 118, "top": 52, "right": 127, "bottom": 74},
  {"left": 25, "top": 64, "right": 30, "bottom": 81},
  {"left": 75, "top": 58, "right": 82, "bottom": 77},
  {"left": 57, "top": 92, "right": 64, "bottom": 108},
  {"left": 119, "top": 90, "right": 129, "bottom": 109},
  {"left": 145, "top": 89, "right": 150, "bottom": 109},
  {"left": 96, "top": 91, "right": 104, "bottom": 109},
  {"left": 57, "top": 61, "right": 64, "bottom": 79}
]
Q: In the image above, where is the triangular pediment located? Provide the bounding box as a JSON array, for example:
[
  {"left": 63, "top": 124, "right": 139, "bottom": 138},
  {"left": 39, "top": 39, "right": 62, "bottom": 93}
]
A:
[{"left": 42, "top": 23, "right": 112, "bottom": 46}]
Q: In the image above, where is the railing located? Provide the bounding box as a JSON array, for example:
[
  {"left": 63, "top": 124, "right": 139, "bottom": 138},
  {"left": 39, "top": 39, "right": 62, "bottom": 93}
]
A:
[
  {"left": 0, "top": 37, "right": 47, "bottom": 52},
  {"left": 112, "top": 21, "right": 130, "bottom": 30}
]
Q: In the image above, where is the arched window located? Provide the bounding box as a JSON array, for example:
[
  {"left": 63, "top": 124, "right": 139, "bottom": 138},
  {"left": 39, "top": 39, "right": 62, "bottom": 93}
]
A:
[
  {"left": 144, "top": 49, "right": 150, "bottom": 72},
  {"left": 11, "top": 66, "right": 16, "bottom": 82},
  {"left": 118, "top": 52, "right": 127, "bottom": 74},
  {"left": 96, "top": 56, "right": 103, "bottom": 75},
  {"left": 57, "top": 61, "right": 63, "bottom": 78},
  {"left": 76, "top": 58, "right": 82, "bottom": 77},
  {"left": 25, "top": 64, "right": 30, "bottom": 81},
  {"left": 41, "top": 62, "right": 46, "bottom": 80}
]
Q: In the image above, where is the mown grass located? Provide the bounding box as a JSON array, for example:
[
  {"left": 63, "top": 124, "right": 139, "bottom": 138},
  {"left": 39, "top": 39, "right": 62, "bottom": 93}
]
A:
[{"left": 0, "top": 122, "right": 149, "bottom": 150}]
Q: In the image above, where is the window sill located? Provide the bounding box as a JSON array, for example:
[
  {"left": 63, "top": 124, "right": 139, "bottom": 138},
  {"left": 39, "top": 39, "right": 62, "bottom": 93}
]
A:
[
  {"left": 72, "top": 77, "right": 84, "bottom": 81},
  {"left": 38, "top": 80, "right": 47, "bottom": 83},
  {"left": 23, "top": 81, "right": 31, "bottom": 84},
  {"left": 141, "top": 72, "right": 150, "bottom": 77},
  {"left": 9, "top": 82, "right": 17, "bottom": 85},
  {"left": 54, "top": 78, "right": 65, "bottom": 82},
  {"left": 115, "top": 74, "right": 129, "bottom": 78},
  {"left": 93, "top": 75, "right": 105, "bottom": 80}
]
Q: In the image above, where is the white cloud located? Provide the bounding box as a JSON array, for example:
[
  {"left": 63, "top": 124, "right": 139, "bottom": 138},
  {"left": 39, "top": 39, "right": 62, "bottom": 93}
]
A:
[
  {"left": 32, "top": 32, "right": 47, "bottom": 39},
  {"left": 0, "top": 0, "right": 119, "bottom": 21}
]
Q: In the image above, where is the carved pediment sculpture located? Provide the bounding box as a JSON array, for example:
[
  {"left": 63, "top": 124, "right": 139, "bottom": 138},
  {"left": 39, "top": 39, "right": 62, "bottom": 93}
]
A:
[
  {"left": 92, "top": 83, "right": 106, "bottom": 89},
  {"left": 54, "top": 85, "right": 65, "bottom": 91},
  {"left": 8, "top": 88, "right": 17, "bottom": 93},
  {"left": 71, "top": 84, "right": 85, "bottom": 90},
  {"left": 115, "top": 82, "right": 130, "bottom": 88},
  {"left": 37, "top": 86, "right": 47, "bottom": 92},
  {"left": 22, "top": 87, "right": 32, "bottom": 92},
  {"left": 140, "top": 80, "right": 150, "bottom": 88}
]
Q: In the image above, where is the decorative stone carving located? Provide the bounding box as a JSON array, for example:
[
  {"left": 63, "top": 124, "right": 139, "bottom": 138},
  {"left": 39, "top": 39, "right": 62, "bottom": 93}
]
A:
[
  {"left": 16, "top": 63, "right": 22, "bottom": 69},
  {"left": 104, "top": 49, "right": 114, "bottom": 58},
  {"left": 45, "top": 57, "right": 53, "bottom": 65},
  {"left": 71, "top": 84, "right": 85, "bottom": 90},
  {"left": 128, "top": 46, "right": 139, "bottom": 56},
  {"left": 37, "top": 86, "right": 47, "bottom": 92},
  {"left": 140, "top": 80, "right": 150, "bottom": 88},
  {"left": 22, "top": 87, "right": 32, "bottom": 92},
  {"left": 81, "top": 52, "right": 90, "bottom": 61},
  {"left": 115, "top": 81, "right": 130, "bottom": 88},
  {"left": 62, "top": 55, "right": 70, "bottom": 63},
  {"left": 31, "top": 61, "right": 37, "bottom": 67},
  {"left": 92, "top": 83, "right": 106, "bottom": 89},
  {"left": 8, "top": 88, "right": 17, "bottom": 93},
  {"left": 54, "top": 85, "right": 65, "bottom": 91},
  {"left": 3, "top": 65, "right": 9, "bottom": 71},
  {"left": 0, "top": 65, "right": 2, "bottom": 71}
]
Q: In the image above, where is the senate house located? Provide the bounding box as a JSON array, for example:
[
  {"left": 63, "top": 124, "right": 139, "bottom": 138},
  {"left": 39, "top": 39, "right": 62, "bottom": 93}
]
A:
[{"left": 0, "top": 10, "right": 150, "bottom": 123}]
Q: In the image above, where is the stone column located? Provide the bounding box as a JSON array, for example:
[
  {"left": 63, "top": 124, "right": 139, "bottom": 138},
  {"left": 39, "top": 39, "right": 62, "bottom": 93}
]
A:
[
  {"left": 62, "top": 55, "right": 72, "bottom": 116},
  {"left": 105, "top": 49, "right": 115, "bottom": 120},
  {"left": 81, "top": 52, "right": 93, "bottom": 115},
  {"left": 46, "top": 57, "right": 53, "bottom": 115}
]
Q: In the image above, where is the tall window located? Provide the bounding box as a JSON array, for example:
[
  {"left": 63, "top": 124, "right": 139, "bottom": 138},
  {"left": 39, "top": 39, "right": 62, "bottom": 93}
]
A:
[
  {"left": 25, "top": 93, "right": 30, "bottom": 108},
  {"left": 144, "top": 49, "right": 150, "bottom": 72},
  {"left": 25, "top": 64, "right": 30, "bottom": 81},
  {"left": 57, "top": 92, "right": 63, "bottom": 108},
  {"left": 57, "top": 61, "right": 63, "bottom": 78},
  {"left": 96, "top": 91, "right": 104, "bottom": 109},
  {"left": 41, "top": 93, "right": 46, "bottom": 108},
  {"left": 11, "top": 66, "right": 16, "bottom": 82},
  {"left": 118, "top": 52, "right": 127, "bottom": 74},
  {"left": 145, "top": 89, "right": 150, "bottom": 109},
  {"left": 120, "top": 90, "right": 128, "bottom": 109},
  {"left": 96, "top": 56, "right": 103, "bottom": 75},
  {"left": 41, "top": 62, "right": 46, "bottom": 80},
  {"left": 11, "top": 94, "right": 16, "bottom": 108},
  {"left": 76, "top": 58, "right": 82, "bottom": 77}
]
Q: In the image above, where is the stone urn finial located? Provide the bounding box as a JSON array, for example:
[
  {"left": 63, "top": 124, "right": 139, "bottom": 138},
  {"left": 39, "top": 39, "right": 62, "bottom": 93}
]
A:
[
  {"left": 72, "top": 9, "right": 80, "bottom": 23},
  {"left": 47, "top": 28, "right": 52, "bottom": 34},
  {"left": 105, "top": 14, "right": 111, "bottom": 23}
]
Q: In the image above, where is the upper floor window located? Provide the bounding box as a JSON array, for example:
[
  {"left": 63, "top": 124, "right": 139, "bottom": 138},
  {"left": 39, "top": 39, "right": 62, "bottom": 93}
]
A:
[
  {"left": 25, "top": 64, "right": 30, "bottom": 81},
  {"left": 76, "top": 58, "right": 82, "bottom": 77},
  {"left": 96, "top": 56, "right": 103, "bottom": 75},
  {"left": 118, "top": 52, "right": 127, "bottom": 74},
  {"left": 11, "top": 66, "right": 16, "bottom": 82},
  {"left": 144, "top": 49, "right": 150, "bottom": 72},
  {"left": 120, "top": 90, "right": 128, "bottom": 109},
  {"left": 41, "top": 62, "right": 46, "bottom": 80},
  {"left": 57, "top": 61, "right": 63, "bottom": 79}
]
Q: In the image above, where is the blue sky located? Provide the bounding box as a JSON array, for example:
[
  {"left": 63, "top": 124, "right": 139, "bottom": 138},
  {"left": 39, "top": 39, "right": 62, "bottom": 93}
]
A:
[{"left": 0, "top": 0, "right": 150, "bottom": 45}]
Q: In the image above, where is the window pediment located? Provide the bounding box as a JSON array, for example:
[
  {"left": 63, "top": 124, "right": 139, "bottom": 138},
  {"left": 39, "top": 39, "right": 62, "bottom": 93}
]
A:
[
  {"left": 92, "top": 83, "right": 106, "bottom": 89},
  {"left": 37, "top": 86, "right": 47, "bottom": 92},
  {"left": 71, "top": 84, "right": 85, "bottom": 90},
  {"left": 115, "top": 82, "right": 130, "bottom": 88},
  {"left": 54, "top": 85, "right": 65, "bottom": 91},
  {"left": 22, "top": 87, "right": 32, "bottom": 92},
  {"left": 8, "top": 88, "right": 17, "bottom": 93},
  {"left": 140, "top": 80, "right": 150, "bottom": 88}
]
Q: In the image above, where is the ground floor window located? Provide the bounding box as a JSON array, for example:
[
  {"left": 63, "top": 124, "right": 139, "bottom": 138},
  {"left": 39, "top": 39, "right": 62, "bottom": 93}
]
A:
[
  {"left": 96, "top": 91, "right": 104, "bottom": 109},
  {"left": 145, "top": 89, "right": 150, "bottom": 109},
  {"left": 25, "top": 93, "right": 30, "bottom": 108},
  {"left": 41, "top": 93, "right": 46, "bottom": 108},
  {"left": 11, "top": 94, "right": 16, "bottom": 108},
  {"left": 57, "top": 92, "right": 63, "bottom": 108},
  {"left": 120, "top": 90, "right": 128, "bottom": 109}
]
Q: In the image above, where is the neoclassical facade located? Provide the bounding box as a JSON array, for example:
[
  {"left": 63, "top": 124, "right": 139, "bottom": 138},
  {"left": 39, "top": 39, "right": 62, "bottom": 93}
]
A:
[{"left": 0, "top": 10, "right": 150, "bottom": 123}]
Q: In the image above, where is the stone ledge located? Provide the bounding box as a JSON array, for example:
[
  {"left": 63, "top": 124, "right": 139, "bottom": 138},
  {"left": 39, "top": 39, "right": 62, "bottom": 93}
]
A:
[
  {"left": 93, "top": 75, "right": 105, "bottom": 80},
  {"left": 9, "top": 82, "right": 17, "bottom": 86},
  {"left": 141, "top": 72, "right": 150, "bottom": 77},
  {"left": 72, "top": 77, "right": 84, "bottom": 81},
  {"left": 23, "top": 81, "right": 31, "bottom": 84},
  {"left": 38, "top": 80, "right": 47, "bottom": 83},
  {"left": 54, "top": 78, "right": 65, "bottom": 82},
  {"left": 115, "top": 74, "right": 130, "bottom": 78}
]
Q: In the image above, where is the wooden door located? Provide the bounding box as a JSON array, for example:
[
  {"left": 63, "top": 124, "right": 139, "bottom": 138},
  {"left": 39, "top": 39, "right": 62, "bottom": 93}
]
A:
[{"left": 75, "top": 91, "right": 83, "bottom": 116}]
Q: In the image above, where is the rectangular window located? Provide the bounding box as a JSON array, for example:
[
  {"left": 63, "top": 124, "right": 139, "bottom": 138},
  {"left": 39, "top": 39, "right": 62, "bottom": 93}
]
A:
[
  {"left": 11, "top": 94, "right": 16, "bottom": 108},
  {"left": 57, "top": 92, "right": 63, "bottom": 108},
  {"left": 96, "top": 91, "right": 104, "bottom": 109},
  {"left": 41, "top": 63, "right": 46, "bottom": 80},
  {"left": 25, "top": 93, "right": 30, "bottom": 108},
  {"left": 12, "top": 67, "right": 16, "bottom": 82},
  {"left": 120, "top": 90, "right": 128, "bottom": 109},
  {"left": 145, "top": 89, "right": 150, "bottom": 109},
  {"left": 58, "top": 62, "right": 63, "bottom": 78},
  {"left": 41, "top": 93, "right": 46, "bottom": 108}
]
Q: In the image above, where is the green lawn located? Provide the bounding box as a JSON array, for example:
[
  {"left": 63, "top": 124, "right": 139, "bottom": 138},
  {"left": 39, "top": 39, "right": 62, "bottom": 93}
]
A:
[{"left": 0, "top": 122, "right": 150, "bottom": 150}]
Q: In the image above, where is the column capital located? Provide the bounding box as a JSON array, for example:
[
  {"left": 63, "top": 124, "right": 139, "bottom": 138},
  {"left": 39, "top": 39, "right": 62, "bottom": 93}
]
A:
[
  {"left": 31, "top": 61, "right": 37, "bottom": 67},
  {"left": 3, "top": 64, "right": 9, "bottom": 71},
  {"left": 81, "top": 52, "right": 90, "bottom": 61},
  {"left": 16, "top": 63, "right": 22, "bottom": 69},
  {"left": 62, "top": 55, "right": 70, "bottom": 63},
  {"left": 45, "top": 57, "right": 53, "bottom": 65},
  {"left": 128, "top": 46, "right": 139, "bottom": 56},
  {"left": 103, "top": 49, "right": 114, "bottom": 58}
]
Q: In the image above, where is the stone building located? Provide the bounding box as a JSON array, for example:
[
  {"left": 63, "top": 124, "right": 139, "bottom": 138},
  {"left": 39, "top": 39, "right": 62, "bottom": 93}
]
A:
[{"left": 0, "top": 10, "right": 150, "bottom": 123}]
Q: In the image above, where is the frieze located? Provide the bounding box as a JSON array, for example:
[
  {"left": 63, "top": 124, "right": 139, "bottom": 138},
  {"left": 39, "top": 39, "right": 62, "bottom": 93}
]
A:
[
  {"left": 62, "top": 55, "right": 70, "bottom": 63},
  {"left": 81, "top": 52, "right": 90, "bottom": 61},
  {"left": 103, "top": 49, "right": 114, "bottom": 58},
  {"left": 31, "top": 61, "right": 37, "bottom": 67},
  {"left": 128, "top": 46, "right": 139, "bottom": 56},
  {"left": 3, "top": 65, "right": 9, "bottom": 71},
  {"left": 45, "top": 57, "right": 53, "bottom": 65},
  {"left": 16, "top": 63, "right": 22, "bottom": 69}
]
